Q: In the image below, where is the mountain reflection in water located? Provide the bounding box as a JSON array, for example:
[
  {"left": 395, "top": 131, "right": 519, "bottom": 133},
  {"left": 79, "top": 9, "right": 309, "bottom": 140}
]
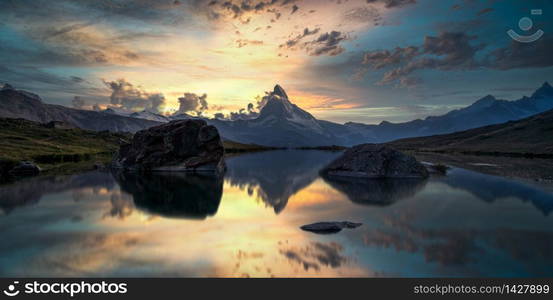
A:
[{"left": 0, "top": 150, "right": 552, "bottom": 277}]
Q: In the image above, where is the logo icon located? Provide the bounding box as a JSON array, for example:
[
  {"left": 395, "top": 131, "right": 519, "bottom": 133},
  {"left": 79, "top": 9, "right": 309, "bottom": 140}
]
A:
[
  {"left": 508, "top": 9, "right": 544, "bottom": 43},
  {"left": 3, "top": 281, "right": 20, "bottom": 297}
]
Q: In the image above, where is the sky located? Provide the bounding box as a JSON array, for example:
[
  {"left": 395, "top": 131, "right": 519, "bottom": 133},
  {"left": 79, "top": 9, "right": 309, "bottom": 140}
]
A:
[{"left": 1, "top": 0, "right": 552, "bottom": 124}]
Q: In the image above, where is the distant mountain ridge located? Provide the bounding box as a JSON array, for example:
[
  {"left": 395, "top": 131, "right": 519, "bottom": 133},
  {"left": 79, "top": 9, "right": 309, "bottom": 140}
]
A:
[
  {"left": 387, "top": 107, "right": 553, "bottom": 156},
  {"left": 345, "top": 82, "right": 553, "bottom": 143},
  {"left": 1, "top": 82, "right": 552, "bottom": 146},
  {"left": 0, "top": 84, "right": 159, "bottom": 132}
]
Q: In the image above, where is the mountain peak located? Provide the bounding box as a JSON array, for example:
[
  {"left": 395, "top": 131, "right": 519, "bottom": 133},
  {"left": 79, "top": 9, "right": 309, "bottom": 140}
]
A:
[
  {"left": 532, "top": 81, "right": 553, "bottom": 98},
  {"left": 273, "top": 84, "right": 288, "bottom": 99},
  {"left": 471, "top": 94, "right": 496, "bottom": 108}
]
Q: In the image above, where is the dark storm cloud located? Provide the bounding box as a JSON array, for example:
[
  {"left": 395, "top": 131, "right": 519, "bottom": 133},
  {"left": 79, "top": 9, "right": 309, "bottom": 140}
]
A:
[
  {"left": 103, "top": 79, "right": 166, "bottom": 113},
  {"left": 365, "top": 0, "right": 417, "bottom": 8},
  {"left": 177, "top": 92, "right": 208, "bottom": 115}
]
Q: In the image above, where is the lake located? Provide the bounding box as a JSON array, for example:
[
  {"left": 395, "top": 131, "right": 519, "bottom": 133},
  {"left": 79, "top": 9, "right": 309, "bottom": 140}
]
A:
[{"left": 1, "top": 150, "right": 552, "bottom": 277}]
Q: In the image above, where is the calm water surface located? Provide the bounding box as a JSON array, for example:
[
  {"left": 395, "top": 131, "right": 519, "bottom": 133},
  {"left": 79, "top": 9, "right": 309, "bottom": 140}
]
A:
[{"left": 1, "top": 150, "right": 552, "bottom": 277}]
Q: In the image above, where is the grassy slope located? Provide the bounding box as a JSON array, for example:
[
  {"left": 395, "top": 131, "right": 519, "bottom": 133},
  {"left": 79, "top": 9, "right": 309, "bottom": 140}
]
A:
[
  {"left": 0, "top": 118, "right": 130, "bottom": 167},
  {"left": 387, "top": 109, "right": 553, "bottom": 157},
  {"left": 0, "top": 118, "right": 275, "bottom": 168}
]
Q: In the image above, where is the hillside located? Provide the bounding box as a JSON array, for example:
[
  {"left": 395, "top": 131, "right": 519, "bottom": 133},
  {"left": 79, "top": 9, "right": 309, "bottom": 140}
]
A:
[
  {"left": 0, "top": 118, "right": 130, "bottom": 163},
  {"left": 0, "top": 118, "right": 273, "bottom": 166},
  {"left": 387, "top": 109, "right": 553, "bottom": 157}
]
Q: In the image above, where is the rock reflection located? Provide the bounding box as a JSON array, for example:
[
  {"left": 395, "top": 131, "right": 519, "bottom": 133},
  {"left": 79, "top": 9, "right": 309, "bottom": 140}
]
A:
[
  {"left": 322, "top": 175, "right": 427, "bottom": 206},
  {"left": 113, "top": 171, "right": 223, "bottom": 219},
  {"left": 225, "top": 150, "right": 340, "bottom": 213}
]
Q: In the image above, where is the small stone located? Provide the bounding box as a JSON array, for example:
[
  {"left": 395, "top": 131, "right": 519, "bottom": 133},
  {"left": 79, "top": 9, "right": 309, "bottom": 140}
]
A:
[{"left": 300, "top": 221, "right": 362, "bottom": 234}]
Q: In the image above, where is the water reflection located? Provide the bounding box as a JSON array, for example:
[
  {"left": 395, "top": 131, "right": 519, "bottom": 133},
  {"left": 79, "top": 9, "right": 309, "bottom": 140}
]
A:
[
  {"left": 437, "top": 168, "right": 553, "bottom": 215},
  {"left": 321, "top": 175, "right": 427, "bottom": 206},
  {"left": 0, "top": 172, "right": 115, "bottom": 214},
  {"left": 0, "top": 151, "right": 552, "bottom": 277},
  {"left": 224, "top": 150, "right": 340, "bottom": 213},
  {"left": 113, "top": 171, "right": 223, "bottom": 220}
]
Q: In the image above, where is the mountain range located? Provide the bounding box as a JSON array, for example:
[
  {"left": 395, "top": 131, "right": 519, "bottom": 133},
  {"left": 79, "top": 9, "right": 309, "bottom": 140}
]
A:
[
  {"left": 1, "top": 82, "right": 552, "bottom": 147},
  {"left": 0, "top": 84, "right": 158, "bottom": 132},
  {"left": 388, "top": 106, "right": 553, "bottom": 156}
]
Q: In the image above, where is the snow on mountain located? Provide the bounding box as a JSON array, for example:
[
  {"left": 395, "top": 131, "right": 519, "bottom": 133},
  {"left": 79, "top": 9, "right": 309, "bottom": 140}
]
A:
[{"left": 129, "top": 110, "right": 171, "bottom": 122}]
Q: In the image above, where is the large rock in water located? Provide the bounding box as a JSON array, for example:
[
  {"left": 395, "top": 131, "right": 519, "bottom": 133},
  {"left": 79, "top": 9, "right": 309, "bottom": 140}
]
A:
[
  {"left": 321, "top": 144, "right": 428, "bottom": 179},
  {"left": 112, "top": 119, "right": 225, "bottom": 173}
]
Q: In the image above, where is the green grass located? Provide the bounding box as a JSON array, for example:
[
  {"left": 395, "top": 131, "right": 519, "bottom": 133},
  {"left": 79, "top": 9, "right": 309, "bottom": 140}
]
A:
[{"left": 0, "top": 118, "right": 130, "bottom": 172}]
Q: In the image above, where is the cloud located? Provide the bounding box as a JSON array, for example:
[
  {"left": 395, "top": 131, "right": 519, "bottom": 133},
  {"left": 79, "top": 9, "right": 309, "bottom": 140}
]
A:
[
  {"left": 177, "top": 92, "right": 208, "bottom": 115},
  {"left": 103, "top": 79, "right": 166, "bottom": 113},
  {"left": 196, "top": 0, "right": 293, "bottom": 22},
  {"left": 476, "top": 7, "right": 493, "bottom": 16},
  {"left": 280, "top": 27, "right": 320, "bottom": 48},
  {"left": 365, "top": 0, "right": 417, "bottom": 8},
  {"left": 306, "top": 31, "right": 349, "bottom": 56},
  {"left": 72, "top": 96, "right": 86, "bottom": 109},
  {"left": 282, "top": 30, "right": 349, "bottom": 56},
  {"left": 291, "top": 4, "right": 299, "bottom": 14},
  {"left": 360, "top": 30, "right": 553, "bottom": 87},
  {"left": 235, "top": 39, "right": 264, "bottom": 48},
  {"left": 487, "top": 37, "right": 553, "bottom": 70},
  {"left": 360, "top": 31, "right": 485, "bottom": 86},
  {"left": 343, "top": 6, "right": 382, "bottom": 25},
  {"left": 70, "top": 76, "right": 85, "bottom": 83}
]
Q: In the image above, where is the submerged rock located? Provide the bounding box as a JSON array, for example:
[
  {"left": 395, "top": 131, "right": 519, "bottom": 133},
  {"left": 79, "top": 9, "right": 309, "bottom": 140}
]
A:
[
  {"left": 8, "top": 161, "right": 41, "bottom": 176},
  {"left": 321, "top": 144, "right": 428, "bottom": 179},
  {"left": 300, "top": 221, "right": 362, "bottom": 234},
  {"left": 112, "top": 119, "right": 225, "bottom": 173}
]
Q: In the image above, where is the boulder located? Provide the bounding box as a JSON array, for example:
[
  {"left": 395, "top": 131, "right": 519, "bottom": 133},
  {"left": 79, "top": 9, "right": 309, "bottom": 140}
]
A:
[
  {"left": 321, "top": 144, "right": 428, "bottom": 179},
  {"left": 112, "top": 119, "right": 225, "bottom": 173},
  {"left": 8, "top": 161, "right": 41, "bottom": 176},
  {"left": 300, "top": 221, "right": 362, "bottom": 234}
]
